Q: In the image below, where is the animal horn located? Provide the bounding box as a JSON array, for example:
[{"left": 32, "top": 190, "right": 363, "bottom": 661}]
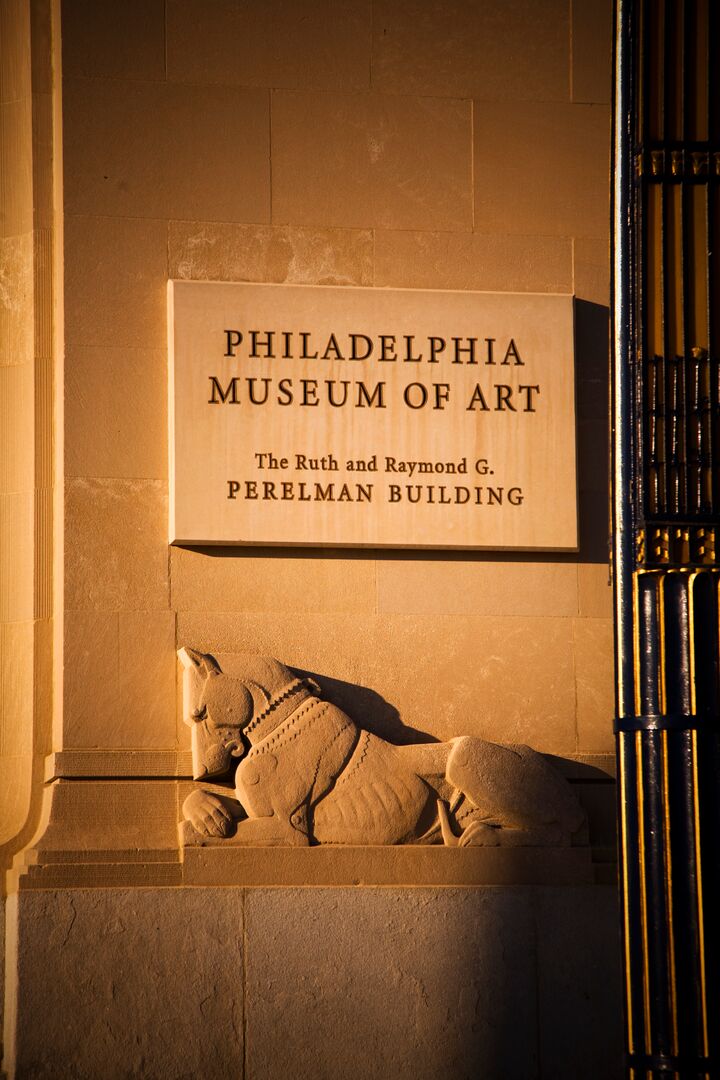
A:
[
  {"left": 437, "top": 800, "right": 459, "bottom": 848},
  {"left": 200, "top": 653, "right": 222, "bottom": 676}
]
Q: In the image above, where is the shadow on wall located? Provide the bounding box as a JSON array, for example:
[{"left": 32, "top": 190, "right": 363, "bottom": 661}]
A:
[
  {"left": 296, "top": 667, "right": 435, "bottom": 744},
  {"left": 574, "top": 299, "right": 611, "bottom": 565},
  {"left": 240, "top": 668, "right": 624, "bottom": 1080},
  {"left": 242, "top": 886, "right": 624, "bottom": 1080},
  {"left": 293, "top": 667, "right": 618, "bottom": 858}
]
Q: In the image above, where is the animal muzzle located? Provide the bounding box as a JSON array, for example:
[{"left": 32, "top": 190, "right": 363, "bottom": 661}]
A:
[
  {"left": 194, "top": 741, "right": 233, "bottom": 780},
  {"left": 191, "top": 723, "right": 238, "bottom": 780}
]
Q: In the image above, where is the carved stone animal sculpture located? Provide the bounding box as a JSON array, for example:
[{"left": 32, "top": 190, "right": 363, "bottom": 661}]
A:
[{"left": 179, "top": 647, "right": 585, "bottom": 848}]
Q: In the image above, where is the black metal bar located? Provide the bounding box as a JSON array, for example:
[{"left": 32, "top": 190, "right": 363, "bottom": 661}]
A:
[
  {"left": 615, "top": 713, "right": 713, "bottom": 733},
  {"left": 668, "top": 727, "right": 703, "bottom": 1058},
  {"left": 697, "top": 726, "right": 720, "bottom": 1067},
  {"left": 678, "top": 0, "right": 690, "bottom": 520},
  {"left": 618, "top": 730, "right": 646, "bottom": 1067},
  {"left": 643, "top": 727, "right": 673, "bottom": 1056},
  {"left": 626, "top": 1051, "right": 718, "bottom": 1070}
]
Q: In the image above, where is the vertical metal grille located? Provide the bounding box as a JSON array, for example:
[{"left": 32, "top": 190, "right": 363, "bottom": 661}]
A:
[
  {"left": 637, "top": 0, "right": 720, "bottom": 566},
  {"left": 613, "top": 1, "right": 720, "bottom": 1076},
  {"left": 618, "top": 571, "right": 720, "bottom": 1075}
]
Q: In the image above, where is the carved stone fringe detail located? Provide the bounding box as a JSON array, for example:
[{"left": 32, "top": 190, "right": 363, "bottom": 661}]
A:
[{"left": 244, "top": 679, "right": 312, "bottom": 742}]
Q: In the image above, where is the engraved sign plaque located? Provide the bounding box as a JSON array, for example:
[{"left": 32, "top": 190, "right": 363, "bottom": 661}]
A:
[{"left": 168, "top": 281, "right": 577, "bottom": 549}]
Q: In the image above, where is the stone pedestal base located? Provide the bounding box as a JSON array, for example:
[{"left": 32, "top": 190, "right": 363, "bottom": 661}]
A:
[{"left": 4, "top": 884, "right": 622, "bottom": 1080}]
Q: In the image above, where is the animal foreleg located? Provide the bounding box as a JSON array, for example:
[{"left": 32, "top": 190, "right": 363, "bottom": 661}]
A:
[{"left": 183, "top": 786, "right": 244, "bottom": 838}]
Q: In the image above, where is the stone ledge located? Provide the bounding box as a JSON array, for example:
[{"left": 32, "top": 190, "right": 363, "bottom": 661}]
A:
[
  {"left": 44, "top": 749, "right": 193, "bottom": 779},
  {"left": 9, "top": 860, "right": 183, "bottom": 892},
  {"left": 181, "top": 844, "right": 597, "bottom": 886},
  {"left": 10, "top": 844, "right": 604, "bottom": 890}
]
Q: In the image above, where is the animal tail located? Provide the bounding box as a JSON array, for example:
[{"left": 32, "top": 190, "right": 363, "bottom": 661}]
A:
[{"left": 437, "top": 799, "right": 459, "bottom": 848}]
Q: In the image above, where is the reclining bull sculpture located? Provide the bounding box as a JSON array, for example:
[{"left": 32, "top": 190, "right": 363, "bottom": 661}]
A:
[{"left": 180, "top": 647, "right": 585, "bottom": 847}]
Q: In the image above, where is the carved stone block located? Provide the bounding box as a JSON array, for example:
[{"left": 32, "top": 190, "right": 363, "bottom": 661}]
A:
[{"left": 179, "top": 648, "right": 585, "bottom": 848}]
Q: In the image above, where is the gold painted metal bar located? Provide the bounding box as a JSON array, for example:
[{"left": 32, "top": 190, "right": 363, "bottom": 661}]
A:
[
  {"left": 637, "top": 0, "right": 646, "bottom": 146},
  {"left": 712, "top": 180, "right": 720, "bottom": 513},
  {"left": 689, "top": 186, "right": 708, "bottom": 354},
  {"left": 659, "top": 572, "right": 667, "bottom": 712},
  {"left": 665, "top": 0, "right": 683, "bottom": 144},
  {"left": 648, "top": 0, "right": 664, "bottom": 141},
  {"left": 658, "top": 567, "right": 679, "bottom": 1080},
  {"left": 619, "top": 735, "right": 636, "bottom": 1056},
  {"left": 667, "top": 186, "right": 684, "bottom": 362},
  {"left": 613, "top": 0, "right": 636, "bottom": 723},
  {"left": 691, "top": 727, "right": 709, "bottom": 1061},
  {"left": 647, "top": 185, "right": 664, "bottom": 358},
  {"left": 687, "top": 571, "right": 710, "bottom": 1069},
  {"left": 688, "top": 0, "right": 709, "bottom": 141},
  {"left": 633, "top": 572, "right": 643, "bottom": 717},
  {"left": 712, "top": 182, "right": 720, "bottom": 337},
  {"left": 689, "top": 571, "right": 698, "bottom": 714},
  {"left": 635, "top": 730, "right": 653, "bottom": 1055},
  {"left": 661, "top": 728, "right": 679, "bottom": 1057},
  {"left": 688, "top": 566, "right": 720, "bottom": 1080}
]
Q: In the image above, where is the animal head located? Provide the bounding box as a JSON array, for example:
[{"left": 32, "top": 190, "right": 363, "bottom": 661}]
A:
[{"left": 178, "top": 647, "right": 315, "bottom": 780}]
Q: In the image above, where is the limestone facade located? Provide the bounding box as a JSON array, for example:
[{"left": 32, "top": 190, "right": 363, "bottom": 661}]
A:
[
  {"left": 57, "top": 0, "right": 611, "bottom": 827},
  {"left": 1, "top": 1, "right": 619, "bottom": 1076}
]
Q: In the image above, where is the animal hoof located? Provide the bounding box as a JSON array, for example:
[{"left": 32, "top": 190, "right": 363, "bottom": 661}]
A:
[{"left": 458, "top": 822, "right": 500, "bottom": 847}]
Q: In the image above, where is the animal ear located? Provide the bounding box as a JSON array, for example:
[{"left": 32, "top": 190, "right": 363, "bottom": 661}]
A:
[
  {"left": 178, "top": 646, "right": 222, "bottom": 675},
  {"left": 200, "top": 653, "right": 222, "bottom": 676}
]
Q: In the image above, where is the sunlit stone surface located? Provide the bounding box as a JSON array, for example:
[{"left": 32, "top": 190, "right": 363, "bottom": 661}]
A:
[{"left": 0, "top": 0, "right": 617, "bottom": 1076}]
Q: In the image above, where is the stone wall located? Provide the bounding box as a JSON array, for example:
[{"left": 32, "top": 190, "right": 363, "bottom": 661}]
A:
[
  {"left": 2, "top": 1, "right": 621, "bottom": 1076},
  {"left": 8, "top": 885, "right": 621, "bottom": 1080},
  {"left": 57, "top": 0, "right": 613, "bottom": 783}
]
